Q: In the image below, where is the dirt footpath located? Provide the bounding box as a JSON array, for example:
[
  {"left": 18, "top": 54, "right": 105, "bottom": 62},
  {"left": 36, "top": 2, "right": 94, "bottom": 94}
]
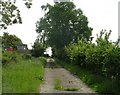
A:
[{"left": 40, "top": 58, "right": 95, "bottom": 93}]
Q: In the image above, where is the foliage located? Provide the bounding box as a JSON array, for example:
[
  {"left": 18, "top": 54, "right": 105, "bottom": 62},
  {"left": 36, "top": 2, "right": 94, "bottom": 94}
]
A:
[
  {"left": 0, "top": 36, "right": 2, "bottom": 43},
  {"left": 0, "top": 0, "right": 32, "bottom": 29},
  {"left": 65, "top": 30, "right": 120, "bottom": 80},
  {"left": 64, "top": 88, "right": 79, "bottom": 91},
  {"left": 36, "top": 2, "right": 92, "bottom": 50},
  {"left": 2, "top": 57, "right": 46, "bottom": 93},
  {"left": 2, "top": 50, "right": 22, "bottom": 65},
  {"left": 2, "top": 32, "right": 22, "bottom": 48},
  {"left": 54, "top": 79, "right": 63, "bottom": 90},
  {"left": 31, "top": 38, "right": 46, "bottom": 57},
  {"left": 22, "top": 54, "right": 32, "bottom": 59},
  {"left": 54, "top": 78, "right": 79, "bottom": 91}
]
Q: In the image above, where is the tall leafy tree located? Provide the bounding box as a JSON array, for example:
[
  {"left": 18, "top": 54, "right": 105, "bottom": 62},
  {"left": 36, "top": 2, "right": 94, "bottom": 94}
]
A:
[
  {"left": 36, "top": 2, "right": 93, "bottom": 49},
  {"left": 2, "top": 32, "right": 22, "bottom": 48}
]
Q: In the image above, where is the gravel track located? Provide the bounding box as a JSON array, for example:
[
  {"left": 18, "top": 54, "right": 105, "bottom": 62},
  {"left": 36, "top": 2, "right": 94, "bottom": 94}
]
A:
[{"left": 40, "top": 58, "right": 95, "bottom": 94}]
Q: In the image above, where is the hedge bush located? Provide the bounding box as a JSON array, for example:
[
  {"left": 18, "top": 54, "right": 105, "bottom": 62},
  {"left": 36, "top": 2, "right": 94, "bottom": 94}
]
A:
[
  {"left": 65, "top": 30, "right": 120, "bottom": 80},
  {"left": 2, "top": 50, "right": 22, "bottom": 65}
]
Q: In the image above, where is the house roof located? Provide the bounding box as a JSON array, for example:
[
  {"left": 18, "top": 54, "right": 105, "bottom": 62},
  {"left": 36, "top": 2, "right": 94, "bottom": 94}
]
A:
[{"left": 17, "top": 44, "right": 27, "bottom": 46}]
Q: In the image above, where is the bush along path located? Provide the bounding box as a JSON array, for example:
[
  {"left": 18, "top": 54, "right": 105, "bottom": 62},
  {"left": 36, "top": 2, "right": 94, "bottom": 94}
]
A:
[{"left": 40, "top": 58, "right": 95, "bottom": 93}]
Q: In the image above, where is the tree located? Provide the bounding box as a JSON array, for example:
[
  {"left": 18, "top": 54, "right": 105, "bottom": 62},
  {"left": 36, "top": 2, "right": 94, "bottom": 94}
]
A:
[
  {"left": 2, "top": 32, "right": 22, "bottom": 48},
  {"left": 0, "top": 0, "right": 32, "bottom": 29},
  {"left": 31, "top": 38, "right": 45, "bottom": 57},
  {"left": 36, "top": 2, "right": 93, "bottom": 50}
]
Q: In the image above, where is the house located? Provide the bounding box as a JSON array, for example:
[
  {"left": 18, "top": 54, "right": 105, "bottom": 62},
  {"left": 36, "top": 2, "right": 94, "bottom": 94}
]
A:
[
  {"left": 17, "top": 44, "right": 28, "bottom": 53},
  {"left": 4, "top": 44, "right": 28, "bottom": 53},
  {"left": 4, "top": 46, "right": 15, "bottom": 51}
]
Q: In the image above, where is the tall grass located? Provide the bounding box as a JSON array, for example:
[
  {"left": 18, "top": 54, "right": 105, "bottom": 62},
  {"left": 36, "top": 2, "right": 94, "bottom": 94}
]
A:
[
  {"left": 2, "top": 57, "right": 46, "bottom": 93},
  {"left": 54, "top": 79, "right": 63, "bottom": 90},
  {"left": 0, "top": 47, "right": 2, "bottom": 94}
]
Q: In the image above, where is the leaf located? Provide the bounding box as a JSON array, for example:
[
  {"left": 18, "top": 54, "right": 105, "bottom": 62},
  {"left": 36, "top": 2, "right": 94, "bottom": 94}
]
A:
[
  {"left": 10, "top": 4, "right": 17, "bottom": 10},
  {"left": 12, "top": 19, "right": 17, "bottom": 24}
]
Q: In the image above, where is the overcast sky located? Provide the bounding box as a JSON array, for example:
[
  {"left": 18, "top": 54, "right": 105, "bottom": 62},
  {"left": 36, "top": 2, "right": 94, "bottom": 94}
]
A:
[{"left": 1, "top": 0, "right": 119, "bottom": 49}]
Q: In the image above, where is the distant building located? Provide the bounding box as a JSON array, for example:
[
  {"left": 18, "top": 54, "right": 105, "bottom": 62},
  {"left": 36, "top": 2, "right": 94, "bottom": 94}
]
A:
[
  {"left": 4, "top": 46, "right": 15, "bottom": 51},
  {"left": 17, "top": 44, "right": 28, "bottom": 53},
  {"left": 4, "top": 44, "right": 28, "bottom": 53}
]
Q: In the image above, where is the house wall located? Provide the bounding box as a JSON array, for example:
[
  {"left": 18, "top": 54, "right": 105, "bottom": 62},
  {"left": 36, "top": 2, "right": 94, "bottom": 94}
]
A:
[
  {"left": 17, "top": 45, "right": 28, "bottom": 54},
  {"left": 17, "top": 46, "right": 27, "bottom": 50}
]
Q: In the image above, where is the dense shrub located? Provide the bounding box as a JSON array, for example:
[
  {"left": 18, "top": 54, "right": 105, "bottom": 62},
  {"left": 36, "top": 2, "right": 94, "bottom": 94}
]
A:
[
  {"left": 22, "top": 54, "right": 32, "bottom": 59},
  {"left": 65, "top": 30, "right": 120, "bottom": 80},
  {"left": 2, "top": 50, "right": 21, "bottom": 65}
]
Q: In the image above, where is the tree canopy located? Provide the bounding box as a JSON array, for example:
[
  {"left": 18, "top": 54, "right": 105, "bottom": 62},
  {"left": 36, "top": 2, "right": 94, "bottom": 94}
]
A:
[
  {"left": 31, "top": 38, "right": 45, "bottom": 57},
  {"left": 36, "top": 2, "right": 93, "bottom": 49},
  {"left": 2, "top": 32, "right": 22, "bottom": 48}
]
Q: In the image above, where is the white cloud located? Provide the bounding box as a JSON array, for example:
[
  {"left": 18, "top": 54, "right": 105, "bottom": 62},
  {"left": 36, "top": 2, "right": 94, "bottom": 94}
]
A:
[{"left": 74, "top": 0, "right": 119, "bottom": 42}]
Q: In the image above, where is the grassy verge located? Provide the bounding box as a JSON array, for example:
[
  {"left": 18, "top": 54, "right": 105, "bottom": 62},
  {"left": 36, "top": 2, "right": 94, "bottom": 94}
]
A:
[
  {"left": 2, "top": 57, "right": 46, "bottom": 93},
  {"left": 64, "top": 88, "right": 79, "bottom": 91},
  {"left": 54, "top": 79, "right": 63, "bottom": 90},
  {"left": 0, "top": 47, "right": 1, "bottom": 94},
  {"left": 55, "top": 58, "right": 120, "bottom": 94},
  {"left": 54, "top": 78, "right": 79, "bottom": 91}
]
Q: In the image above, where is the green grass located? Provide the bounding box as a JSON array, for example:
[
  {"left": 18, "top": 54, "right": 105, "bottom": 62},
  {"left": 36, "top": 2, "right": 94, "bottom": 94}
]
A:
[
  {"left": 55, "top": 58, "right": 120, "bottom": 94},
  {"left": 0, "top": 48, "right": 2, "bottom": 94},
  {"left": 2, "top": 57, "right": 46, "bottom": 93},
  {"left": 0, "top": 47, "right": 2, "bottom": 94},
  {"left": 64, "top": 88, "right": 79, "bottom": 91},
  {"left": 54, "top": 78, "right": 79, "bottom": 91},
  {"left": 54, "top": 79, "right": 63, "bottom": 90}
]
